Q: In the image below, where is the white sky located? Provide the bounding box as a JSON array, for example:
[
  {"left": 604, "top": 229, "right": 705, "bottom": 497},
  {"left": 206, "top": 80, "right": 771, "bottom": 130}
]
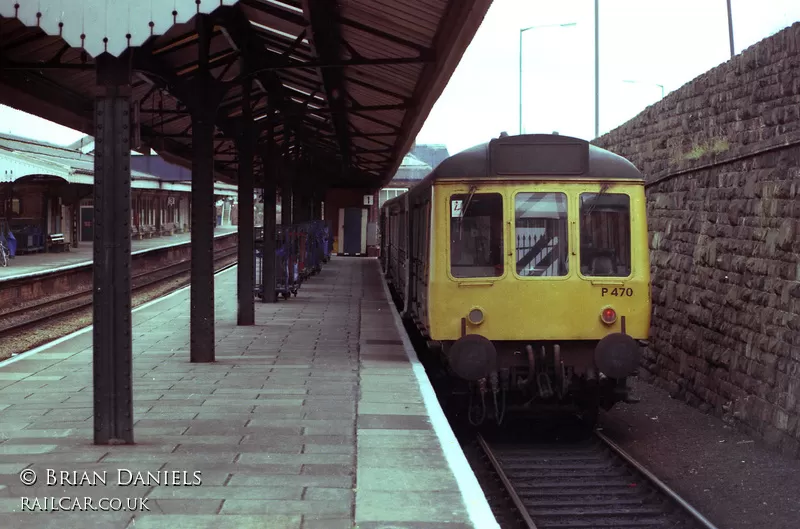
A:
[
  {"left": 415, "top": 0, "right": 800, "bottom": 153},
  {"left": 0, "top": 0, "right": 798, "bottom": 156}
]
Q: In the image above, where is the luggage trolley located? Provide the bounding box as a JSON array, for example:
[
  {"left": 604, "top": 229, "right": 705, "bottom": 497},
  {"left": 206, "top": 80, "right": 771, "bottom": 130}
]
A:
[
  {"left": 276, "top": 225, "right": 299, "bottom": 299},
  {"left": 318, "top": 220, "right": 332, "bottom": 263},
  {"left": 308, "top": 221, "right": 324, "bottom": 274},
  {"left": 286, "top": 225, "right": 303, "bottom": 296},
  {"left": 301, "top": 222, "right": 317, "bottom": 277},
  {"left": 254, "top": 226, "right": 298, "bottom": 301},
  {"left": 293, "top": 224, "right": 308, "bottom": 282},
  {"left": 253, "top": 233, "right": 265, "bottom": 300}
]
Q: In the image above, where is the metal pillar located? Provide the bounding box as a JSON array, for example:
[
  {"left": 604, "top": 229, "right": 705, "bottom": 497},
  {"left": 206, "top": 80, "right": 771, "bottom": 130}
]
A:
[
  {"left": 313, "top": 195, "right": 323, "bottom": 221},
  {"left": 293, "top": 186, "right": 307, "bottom": 223},
  {"left": 519, "top": 28, "right": 523, "bottom": 135},
  {"left": 594, "top": 0, "right": 599, "bottom": 138},
  {"left": 236, "top": 79, "right": 255, "bottom": 324},
  {"left": 190, "top": 16, "right": 221, "bottom": 363},
  {"left": 281, "top": 175, "right": 293, "bottom": 226},
  {"left": 261, "top": 111, "right": 278, "bottom": 303},
  {"left": 71, "top": 203, "right": 79, "bottom": 248},
  {"left": 93, "top": 52, "right": 134, "bottom": 445},
  {"left": 726, "top": 0, "right": 735, "bottom": 58},
  {"left": 190, "top": 108, "right": 216, "bottom": 361},
  {"left": 261, "top": 162, "right": 277, "bottom": 303}
]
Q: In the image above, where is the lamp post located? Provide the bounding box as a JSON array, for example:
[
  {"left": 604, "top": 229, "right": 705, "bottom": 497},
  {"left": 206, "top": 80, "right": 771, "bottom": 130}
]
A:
[
  {"left": 726, "top": 0, "right": 735, "bottom": 58},
  {"left": 623, "top": 79, "right": 665, "bottom": 99},
  {"left": 594, "top": 0, "right": 599, "bottom": 138},
  {"left": 519, "top": 22, "right": 577, "bottom": 135}
]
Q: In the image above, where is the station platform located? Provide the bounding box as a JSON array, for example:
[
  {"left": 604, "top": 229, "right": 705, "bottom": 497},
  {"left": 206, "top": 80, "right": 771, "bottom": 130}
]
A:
[
  {"left": 0, "top": 227, "right": 238, "bottom": 282},
  {"left": 0, "top": 258, "right": 496, "bottom": 529}
]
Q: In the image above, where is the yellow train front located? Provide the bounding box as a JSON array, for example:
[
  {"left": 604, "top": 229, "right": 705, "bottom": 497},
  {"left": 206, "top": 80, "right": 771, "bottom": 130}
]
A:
[{"left": 380, "top": 133, "right": 651, "bottom": 427}]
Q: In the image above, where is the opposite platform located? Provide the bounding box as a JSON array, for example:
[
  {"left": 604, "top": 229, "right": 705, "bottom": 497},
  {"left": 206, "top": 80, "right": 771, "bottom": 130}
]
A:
[
  {"left": 0, "top": 227, "right": 237, "bottom": 282},
  {"left": 0, "top": 257, "right": 496, "bottom": 529}
]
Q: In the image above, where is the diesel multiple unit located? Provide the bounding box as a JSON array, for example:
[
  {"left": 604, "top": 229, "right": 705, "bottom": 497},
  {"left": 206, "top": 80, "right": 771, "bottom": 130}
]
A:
[{"left": 380, "top": 133, "right": 651, "bottom": 426}]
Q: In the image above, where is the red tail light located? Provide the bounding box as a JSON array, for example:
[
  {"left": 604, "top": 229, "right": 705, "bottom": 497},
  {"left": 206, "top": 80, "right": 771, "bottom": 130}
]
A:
[{"left": 601, "top": 307, "right": 617, "bottom": 325}]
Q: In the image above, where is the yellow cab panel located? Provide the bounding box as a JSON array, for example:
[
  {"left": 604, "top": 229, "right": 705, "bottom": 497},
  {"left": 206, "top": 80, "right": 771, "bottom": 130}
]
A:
[{"left": 427, "top": 179, "right": 650, "bottom": 342}]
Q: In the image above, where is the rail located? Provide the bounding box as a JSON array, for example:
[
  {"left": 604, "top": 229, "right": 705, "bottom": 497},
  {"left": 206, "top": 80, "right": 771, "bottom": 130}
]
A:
[
  {"left": 0, "top": 241, "right": 238, "bottom": 340},
  {"left": 476, "top": 431, "right": 720, "bottom": 529},
  {"left": 595, "top": 430, "right": 719, "bottom": 529}
]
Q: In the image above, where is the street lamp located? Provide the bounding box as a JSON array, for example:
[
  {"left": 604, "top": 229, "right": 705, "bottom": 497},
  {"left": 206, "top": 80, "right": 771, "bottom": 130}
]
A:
[
  {"left": 726, "top": 0, "right": 735, "bottom": 58},
  {"left": 519, "top": 22, "right": 577, "bottom": 135},
  {"left": 623, "top": 79, "right": 665, "bottom": 99}
]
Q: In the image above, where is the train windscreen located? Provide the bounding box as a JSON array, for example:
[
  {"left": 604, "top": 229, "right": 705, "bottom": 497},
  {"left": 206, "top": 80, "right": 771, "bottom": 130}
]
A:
[
  {"left": 450, "top": 193, "right": 504, "bottom": 278},
  {"left": 579, "top": 193, "right": 632, "bottom": 277},
  {"left": 514, "top": 192, "right": 569, "bottom": 276}
]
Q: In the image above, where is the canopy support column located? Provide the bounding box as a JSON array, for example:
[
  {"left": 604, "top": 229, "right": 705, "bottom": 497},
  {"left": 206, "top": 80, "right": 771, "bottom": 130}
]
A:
[
  {"left": 190, "top": 15, "right": 224, "bottom": 363},
  {"left": 92, "top": 52, "right": 134, "bottom": 445},
  {"left": 261, "top": 113, "right": 278, "bottom": 303},
  {"left": 236, "top": 78, "right": 255, "bottom": 325}
]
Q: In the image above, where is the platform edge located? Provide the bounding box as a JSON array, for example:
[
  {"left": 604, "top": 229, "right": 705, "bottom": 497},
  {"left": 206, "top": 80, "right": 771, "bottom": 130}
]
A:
[
  {"left": 0, "top": 266, "right": 237, "bottom": 369},
  {"left": 375, "top": 260, "right": 500, "bottom": 529}
]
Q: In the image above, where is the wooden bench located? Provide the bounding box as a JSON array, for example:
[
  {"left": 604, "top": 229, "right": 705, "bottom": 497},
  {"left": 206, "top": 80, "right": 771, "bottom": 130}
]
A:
[
  {"left": 47, "top": 233, "right": 70, "bottom": 252},
  {"left": 135, "top": 226, "right": 155, "bottom": 239}
]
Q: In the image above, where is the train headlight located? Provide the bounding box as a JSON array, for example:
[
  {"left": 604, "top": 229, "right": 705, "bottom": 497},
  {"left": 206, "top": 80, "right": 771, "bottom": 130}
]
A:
[
  {"left": 600, "top": 306, "right": 617, "bottom": 325},
  {"left": 468, "top": 307, "right": 484, "bottom": 325}
]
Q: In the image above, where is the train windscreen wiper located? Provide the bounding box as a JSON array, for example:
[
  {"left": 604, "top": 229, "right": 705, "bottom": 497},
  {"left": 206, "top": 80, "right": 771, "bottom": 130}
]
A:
[
  {"left": 584, "top": 182, "right": 611, "bottom": 217},
  {"left": 457, "top": 185, "right": 478, "bottom": 240}
]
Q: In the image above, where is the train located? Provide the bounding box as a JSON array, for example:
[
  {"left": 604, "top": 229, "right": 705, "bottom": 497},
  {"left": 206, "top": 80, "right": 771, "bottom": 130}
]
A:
[{"left": 379, "top": 133, "right": 651, "bottom": 427}]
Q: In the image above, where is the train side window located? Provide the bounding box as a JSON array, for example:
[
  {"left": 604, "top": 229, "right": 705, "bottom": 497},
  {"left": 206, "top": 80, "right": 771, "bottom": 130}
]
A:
[
  {"left": 450, "top": 193, "right": 503, "bottom": 278},
  {"left": 514, "top": 192, "right": 569, "bottom": 277},
  {"left": 579, "top": 193, "right": 632, "bottom": 277}
]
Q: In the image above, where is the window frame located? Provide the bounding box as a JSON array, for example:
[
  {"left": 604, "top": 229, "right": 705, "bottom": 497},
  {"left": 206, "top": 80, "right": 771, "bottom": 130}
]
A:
[
  {"left": 510, "top": 190, "right": 573, "bottom": 281},
  {"left": 576, "top": 191, "right": 634, "bottom": 280},
  {"left": 446, "top": 190, "right": 507, "bottom": 282}
]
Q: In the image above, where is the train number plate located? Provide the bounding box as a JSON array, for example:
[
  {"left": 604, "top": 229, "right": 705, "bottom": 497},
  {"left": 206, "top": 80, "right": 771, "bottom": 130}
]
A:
[{"left": 600, "top": 287, "right": 633, "bottom": 297}]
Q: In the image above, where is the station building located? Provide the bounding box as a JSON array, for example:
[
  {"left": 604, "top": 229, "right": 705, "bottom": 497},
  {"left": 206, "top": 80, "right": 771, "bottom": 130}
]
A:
[
  {"left": 379, "top": 143, "right": 449, "bottom": 207},
  {"left": 0, "top": 132, "right": 446, "bottom": 259},
  {"left": 0, "top": 134, "right": 237, "bottom": 253},
  {"left": 328, "top": 143, "right": 449, "bottom": 257}
]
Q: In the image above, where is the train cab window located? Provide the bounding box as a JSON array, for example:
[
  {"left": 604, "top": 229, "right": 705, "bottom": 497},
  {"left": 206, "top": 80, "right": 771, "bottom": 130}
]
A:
[
  {"left": 579, "top": 193, "right": 632, "bottom": 277},
  {"left": 514, "top": 192, "right": 569, "bottom": 276},
  {"left": 450, "top": 193, "right": 504, "bottom": 277}
]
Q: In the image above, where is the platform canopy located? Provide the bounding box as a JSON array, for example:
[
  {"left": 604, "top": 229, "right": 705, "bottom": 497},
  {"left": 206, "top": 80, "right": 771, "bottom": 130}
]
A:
[{"left": 0, "top": 0, "right": 493, "bottom": 189}]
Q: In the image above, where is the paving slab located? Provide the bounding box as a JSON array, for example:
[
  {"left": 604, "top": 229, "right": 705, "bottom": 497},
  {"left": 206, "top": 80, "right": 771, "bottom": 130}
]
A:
[{"left": 0, "top": 258, "right": 496, "bottom": 528}]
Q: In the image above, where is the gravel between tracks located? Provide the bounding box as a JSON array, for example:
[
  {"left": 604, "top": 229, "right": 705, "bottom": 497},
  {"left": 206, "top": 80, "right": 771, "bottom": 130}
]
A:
[
  {"left": 0, "top": 257, "right": 236, "bottom": 362},
  {"left": 600, "top": 376, "right": 800, "bottom": 529}
]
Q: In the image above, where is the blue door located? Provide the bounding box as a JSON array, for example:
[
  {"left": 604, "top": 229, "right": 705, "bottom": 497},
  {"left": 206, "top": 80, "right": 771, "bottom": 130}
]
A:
[{"left": 343, "top": 208, "right": 362, "bottom": 254}]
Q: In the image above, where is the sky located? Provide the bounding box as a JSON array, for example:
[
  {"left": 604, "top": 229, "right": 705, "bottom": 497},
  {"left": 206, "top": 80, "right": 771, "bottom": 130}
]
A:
[
  {"left": 1, "top": 0, "right": 799, "bottom": 156},
  {"left": 415, "top": 0, "right": 800, "bottom": 154}
]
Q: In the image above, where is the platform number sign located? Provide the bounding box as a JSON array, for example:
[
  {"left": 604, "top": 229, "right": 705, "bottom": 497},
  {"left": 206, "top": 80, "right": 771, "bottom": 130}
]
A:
[
  {"left": 363, "top": 194, "right": 374, "bottom": 206},
  {"left": 451, "top": 199, "right": 463, "bottom": 218}
]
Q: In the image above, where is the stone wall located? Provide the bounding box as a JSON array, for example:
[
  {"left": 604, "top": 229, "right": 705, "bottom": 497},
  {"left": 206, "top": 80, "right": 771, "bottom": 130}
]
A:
[{"left": 592, "top": 22, "right": 800, "bottom": 457}]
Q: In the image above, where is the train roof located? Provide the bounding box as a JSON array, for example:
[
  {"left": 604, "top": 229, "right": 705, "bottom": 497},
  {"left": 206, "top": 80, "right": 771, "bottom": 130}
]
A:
[
  {"left": 420, "top": 134, "right": 644, "bottom": 184},
  {"left": 380, "top": 134, "right": 643, "bottom": 211}
]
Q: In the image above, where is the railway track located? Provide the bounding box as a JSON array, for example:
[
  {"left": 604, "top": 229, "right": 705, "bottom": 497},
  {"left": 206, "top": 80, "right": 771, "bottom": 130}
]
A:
[
  {"left": 476, "top": 430, "right": 719, "bottom": 529},
  {"left": 0, "top": 246, "right": 238, "bottom": 339}
]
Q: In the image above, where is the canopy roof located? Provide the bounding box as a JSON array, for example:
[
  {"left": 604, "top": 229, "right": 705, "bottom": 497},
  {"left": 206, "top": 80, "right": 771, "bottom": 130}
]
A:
[{"left": 0, "top": 0, "right": 493, "bottom": 189}]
